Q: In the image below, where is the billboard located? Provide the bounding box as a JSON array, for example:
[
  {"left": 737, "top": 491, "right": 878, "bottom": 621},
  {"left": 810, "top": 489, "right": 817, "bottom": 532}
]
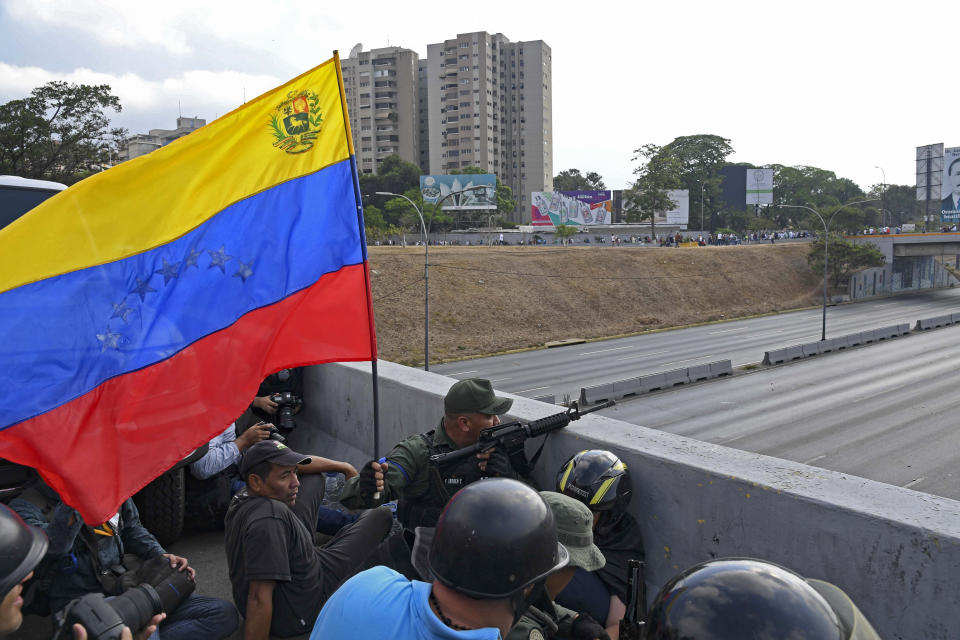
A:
[
  {"left": 530, "top": 191, "right": 612, "bottom": 226},
  {"left": 916, "top": 143, "right": 943, "bottom": 202},
  {"left": 665, "top": 189, "right": 689, "bottom": 228},
  {"left": 746, "top": 168, "right": 773, "bottom": 205},
  {"left": 420, "top": 174, "right": 497, "bottom": 210},
  {"left": 942, "top": 147, "right": 960, "bottom": 222}
]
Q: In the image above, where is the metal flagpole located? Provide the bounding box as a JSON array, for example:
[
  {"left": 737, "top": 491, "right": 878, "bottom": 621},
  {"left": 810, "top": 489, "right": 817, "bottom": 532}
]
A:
[{"left": 334, "top": 50, "right": 380, "bottom": 456}]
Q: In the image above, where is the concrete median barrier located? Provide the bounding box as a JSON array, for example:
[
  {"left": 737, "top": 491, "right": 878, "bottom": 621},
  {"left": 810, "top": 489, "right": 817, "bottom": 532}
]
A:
[
  {"left": 915, "top": 314, "right": 954, "bottom": 331},
  {"left": 578, "top": 382, "right": 615, "bottom": 405}
]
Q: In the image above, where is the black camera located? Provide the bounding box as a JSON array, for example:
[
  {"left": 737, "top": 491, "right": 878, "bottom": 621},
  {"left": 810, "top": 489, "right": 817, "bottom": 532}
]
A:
[
  {"left": 270, "top": 392, "right": 302, "bottom": 432},
  {"left": 55, "top": 571, "right": 195, "bottom": 640},
  {"left": 265, "top": 424, "right": 286, "bottom": 443}
]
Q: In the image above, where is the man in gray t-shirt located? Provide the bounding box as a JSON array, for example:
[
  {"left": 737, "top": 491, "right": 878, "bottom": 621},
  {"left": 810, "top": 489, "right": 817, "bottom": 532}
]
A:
[{"left": 224, "top": 441, "right": 392, "bottom": 639}]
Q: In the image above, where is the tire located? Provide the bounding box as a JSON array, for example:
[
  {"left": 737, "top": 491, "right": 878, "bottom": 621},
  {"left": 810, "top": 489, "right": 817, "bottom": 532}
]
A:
[{"left": 134, "top": 467, "right": 185, "bottom": 547}]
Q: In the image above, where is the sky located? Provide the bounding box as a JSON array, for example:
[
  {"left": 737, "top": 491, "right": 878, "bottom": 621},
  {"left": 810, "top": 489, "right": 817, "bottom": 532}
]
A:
[{"left": 0, "top": 0, "right": 956, "bottom": 193}]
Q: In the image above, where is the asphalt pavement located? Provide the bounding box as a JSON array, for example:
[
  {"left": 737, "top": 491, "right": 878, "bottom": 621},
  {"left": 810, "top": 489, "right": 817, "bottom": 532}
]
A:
[
  {"left": 597, "top": 321, "right": 960, "bottom": 501},
  {"left": 433, "top": 287, "right": 960, "bottom": 402}
]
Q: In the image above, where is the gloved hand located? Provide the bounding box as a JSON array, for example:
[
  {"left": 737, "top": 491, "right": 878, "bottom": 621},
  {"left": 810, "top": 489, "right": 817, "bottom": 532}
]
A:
[
  {"left": 480, "top": 447, "right": 512, "bottom": 478},
  {"left": 570, "top": 613, "right": 611, "bottom": 640},
  {"left": 357, "top": 460, "right": 385, "bottom": 505}
]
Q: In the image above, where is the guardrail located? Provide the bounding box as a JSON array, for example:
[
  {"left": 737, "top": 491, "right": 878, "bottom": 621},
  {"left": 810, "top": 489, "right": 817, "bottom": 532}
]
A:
[
  {"left": 762, "top": 324, "right": 910, "bottom": 365},
  {"left": 578, "top": 360, "right": 733, "bottom": 404}
]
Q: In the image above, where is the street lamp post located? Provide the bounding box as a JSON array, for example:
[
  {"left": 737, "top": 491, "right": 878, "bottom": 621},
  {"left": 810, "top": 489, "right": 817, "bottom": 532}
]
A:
[
  {"left": 777, "top": 199, "right": 878, "bottom": 341},
  {"left": 376, "top": 185, "right": 487, "bottom": 371},
  {"left": 700, "top": 182, "right": 705, "bottom": 232}
]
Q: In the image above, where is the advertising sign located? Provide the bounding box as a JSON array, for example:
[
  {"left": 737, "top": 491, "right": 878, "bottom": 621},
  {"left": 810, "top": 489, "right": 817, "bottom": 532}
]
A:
[
  {"left": 530, "top": 190, "right": 612, "bottom": 226},
  {"left": 941, "top": 147, "right": 960, "bottom": 222},
  {"left": 420, "top": 174, "right": 497, "bottom": 210},
  {"left": 746, "top": 168, "right": 773, "bottom": 205},
  {"left": 664, "top": 189, "right": 689, "bottom": 228}
]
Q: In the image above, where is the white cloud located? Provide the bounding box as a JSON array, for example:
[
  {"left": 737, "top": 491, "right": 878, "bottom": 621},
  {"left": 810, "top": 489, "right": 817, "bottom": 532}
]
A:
[
  {"left": 0, "top": 62, "right": 282, "bottom": 131},
  {"left": 6, "top": 0, "right": 193, "bottom": 55}
]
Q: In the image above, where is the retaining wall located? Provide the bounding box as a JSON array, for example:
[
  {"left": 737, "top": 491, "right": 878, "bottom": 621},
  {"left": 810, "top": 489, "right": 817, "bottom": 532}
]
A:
[{"left": 294, "top": 360, "right": 960, "bottom": 639}]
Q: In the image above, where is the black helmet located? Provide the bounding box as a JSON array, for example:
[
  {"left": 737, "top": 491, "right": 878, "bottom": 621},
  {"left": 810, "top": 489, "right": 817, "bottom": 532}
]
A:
[
  {"left": 643, "top": 558, "right": 845, "bottom": 640},
  {"left": 429, "top": 478, "right": 569, "bottom": 599},
  {"left": 0, "top": 503, "right": 48, "bottom": 598},
  {"left": 556, "top": 449, "right": 631, "bottom": 512}
]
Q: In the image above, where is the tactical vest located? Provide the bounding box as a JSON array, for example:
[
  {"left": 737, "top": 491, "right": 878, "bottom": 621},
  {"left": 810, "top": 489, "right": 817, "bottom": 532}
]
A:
[{"left": 396, "top": 431, "right": 487, "bottom": 530}]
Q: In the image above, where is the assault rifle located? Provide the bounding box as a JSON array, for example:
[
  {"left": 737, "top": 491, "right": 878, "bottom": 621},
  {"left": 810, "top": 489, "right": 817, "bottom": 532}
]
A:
[
  {"left": 428, "top": 399, "right": 615, "bottom": 468},
  {"left": 619, "top": 559, "right": 646, "bottom": 639}
]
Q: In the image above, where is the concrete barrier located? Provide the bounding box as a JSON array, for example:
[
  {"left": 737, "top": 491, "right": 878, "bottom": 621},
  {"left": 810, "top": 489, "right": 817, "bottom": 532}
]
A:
[
  {"left": 299, "top": 361, "right": 960, "bottom": 640},
  {"left": 762, "top": 348, "right": 788, "bottom": 365},
  {"left": 801, "top": 342, "right": 822, "bottom": 357},
  {"left": 661, "top": 367, "right": 690, "bottom": 387},
  {"left": 686, "top": 363, "right": 712, "bottom": 381},
  {"left": 860, "top": 329, "right": 878, "bottom": 343},
  {"left": 578, "top": 381, "right": 615, "bottom": 405},
  {"left": 916, "top": 314, "right": 955, "bottom": 331},
  {"left": 638, "top": 372, "right": 667, "bottom": 392},
  {"left": 709, "top": 360, "right": 733, "bottom": 376},
  {"left": 532, "top": 394, "right": 556, "bottom": 405},
  {"left": 612, "top": 377, "right": 644, "bottom": 398}
]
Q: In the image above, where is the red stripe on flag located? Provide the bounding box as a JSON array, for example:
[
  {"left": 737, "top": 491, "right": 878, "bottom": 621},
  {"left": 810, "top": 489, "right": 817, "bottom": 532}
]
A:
[{"left": 0, "top": 263, "right": 376, "bottom": 523}]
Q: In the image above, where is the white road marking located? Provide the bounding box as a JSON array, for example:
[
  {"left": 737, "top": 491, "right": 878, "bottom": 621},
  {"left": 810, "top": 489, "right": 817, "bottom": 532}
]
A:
[
  {"left": 903, "top": 477, "right": 925, "bottom": 488},
  {"left": 717, "top": 433, "right": 746, "bottom": 445},
  {"left": 578, "top": 345, "right": 634, "bottom": 356},
  {"left": 516, "top": 385, "right": 550, "bottom": 394},
  {"left": 660, "top": 357, "right": 709, "bottom": 366},
  {"left": 489, "top": 377, "right": 512, "bottom": 383},
  {"left": 616, "top": 350, "right": 670, "bottom": 361},
  {"left": 803, "top": 454, "right": 827, "bottom": 465},
  {"left": 446, "top": 370, "right": 477, "bottom": 376},
  {"left": 708, "top": 327, "right": 750, "bottom": 335}
]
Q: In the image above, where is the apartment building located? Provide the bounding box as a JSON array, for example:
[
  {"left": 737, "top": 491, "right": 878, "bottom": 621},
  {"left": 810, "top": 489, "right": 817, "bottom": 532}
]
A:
[
  {"left": 340, "top": 44, "right": 420, "bottom": 175},
  {"left": 423, "top": 32, "right": 552, "bottom": 223},
  {"left": 124, "top": 116, "right": 206, "bottom": 160}
]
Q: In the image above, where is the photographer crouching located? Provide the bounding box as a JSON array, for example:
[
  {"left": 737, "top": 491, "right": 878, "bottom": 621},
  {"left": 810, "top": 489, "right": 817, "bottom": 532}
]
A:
[
  {"left": 9, "top": 483, "right": 238, "bottom": 640},
  {"left": 249, "top": 368, "right": 303, "bottom": 434}
]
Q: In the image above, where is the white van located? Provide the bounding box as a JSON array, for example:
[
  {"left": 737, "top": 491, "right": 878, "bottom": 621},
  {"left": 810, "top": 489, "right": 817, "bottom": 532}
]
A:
[{"left": 0, "top": 175, "right": 68, "bottom": 230}]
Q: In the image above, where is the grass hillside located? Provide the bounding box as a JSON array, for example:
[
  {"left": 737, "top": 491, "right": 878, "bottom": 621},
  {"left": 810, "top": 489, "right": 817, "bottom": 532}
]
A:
[{"left": 368, "top": 243, "right": 822, "bottom": 366}]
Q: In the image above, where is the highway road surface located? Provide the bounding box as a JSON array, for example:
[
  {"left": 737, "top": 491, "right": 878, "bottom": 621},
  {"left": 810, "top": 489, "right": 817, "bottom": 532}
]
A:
[
  {"left": 433, "top": 288, "right": 960, "bottom": 402},
  {"left": 597, "top": 322, "right": 960, "bottom": 502}
]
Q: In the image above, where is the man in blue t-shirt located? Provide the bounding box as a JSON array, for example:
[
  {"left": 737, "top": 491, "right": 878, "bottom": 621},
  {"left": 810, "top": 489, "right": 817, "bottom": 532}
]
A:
[{"left": 310, "top": 478, "right": 570, "bottom": 639}]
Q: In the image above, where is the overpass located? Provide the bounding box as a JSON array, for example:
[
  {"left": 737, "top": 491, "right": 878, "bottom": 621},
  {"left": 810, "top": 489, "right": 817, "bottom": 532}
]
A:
[
  {"left": 297, "top": 360, "right": 959, "bottom": 640},
  {"left": 849, "top": 232, "right": 960, "bottom": 298}
]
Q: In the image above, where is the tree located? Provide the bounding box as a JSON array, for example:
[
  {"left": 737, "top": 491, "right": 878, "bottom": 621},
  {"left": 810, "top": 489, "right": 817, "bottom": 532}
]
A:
[
  {"left": 771, "top": 165, "right": 865, "bottom": 215},
  {"left": 622, "top": 179, "right": 677, "bottom": 240},
  {"left": 553, "top": 168, "right": 606, "bottom": 191},
  {"left": 807, "top": 235, "right": 885, "bottom": 288},
  {"left": 358, "top": 154, "right": 423, "bottom": 203},
  {"left": 0, "top": 81, "right": 126, "bottom": 184},
  {"left": 553, "top": 224, "right": 577, "bottom": 244}
]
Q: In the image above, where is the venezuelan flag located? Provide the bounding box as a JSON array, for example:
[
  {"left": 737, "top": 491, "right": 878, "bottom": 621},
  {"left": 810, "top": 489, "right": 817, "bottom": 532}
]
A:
[{"left": 0, "top": 54, "right": 376, "bottom": 523}]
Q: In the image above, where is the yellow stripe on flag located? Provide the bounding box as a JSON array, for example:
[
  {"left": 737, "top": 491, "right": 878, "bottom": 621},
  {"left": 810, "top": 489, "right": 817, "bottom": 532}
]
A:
[{"left": 0, "top": 57, "right": 349, "bottom": 294}]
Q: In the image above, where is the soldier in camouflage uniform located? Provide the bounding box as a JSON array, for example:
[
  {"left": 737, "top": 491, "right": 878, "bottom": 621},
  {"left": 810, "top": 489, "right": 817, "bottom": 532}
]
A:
[
  {"left": 340, "top": 378, "right": 525, "bottom": 530},
  {"left": 507, "top": 492, "right": 610, "bottom": 640}
]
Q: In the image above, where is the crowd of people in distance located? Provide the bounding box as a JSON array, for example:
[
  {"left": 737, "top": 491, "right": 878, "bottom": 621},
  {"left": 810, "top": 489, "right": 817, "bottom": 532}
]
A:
[{"left": 0, "top": 376, "right": 881, "bottom": 640}]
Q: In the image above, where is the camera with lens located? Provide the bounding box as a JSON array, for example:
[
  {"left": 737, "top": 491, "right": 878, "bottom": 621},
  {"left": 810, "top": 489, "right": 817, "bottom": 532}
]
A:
[
  {"left": 265, "top": 423, "right": 286, "bottom": 443},
  {"left": 270, "top": 391, "right": 302, "bottom": 432},
  {"left": 55, "top": 569, "right": 195, "bottom": 640}
]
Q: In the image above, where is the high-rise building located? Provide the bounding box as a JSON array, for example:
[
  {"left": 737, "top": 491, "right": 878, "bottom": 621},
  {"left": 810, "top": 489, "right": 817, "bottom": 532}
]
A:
[
  {"left": 423, "top": 32, "right": 552, "bottom": 223},
  {"left": 340, "top": 44, "right": 420, "bottom": 175}
]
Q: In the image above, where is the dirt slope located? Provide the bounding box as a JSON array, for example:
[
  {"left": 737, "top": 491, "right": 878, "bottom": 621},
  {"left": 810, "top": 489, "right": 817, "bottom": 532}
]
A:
[{"left": 368, "top": 243, "right": 822, "bottom": 366}]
